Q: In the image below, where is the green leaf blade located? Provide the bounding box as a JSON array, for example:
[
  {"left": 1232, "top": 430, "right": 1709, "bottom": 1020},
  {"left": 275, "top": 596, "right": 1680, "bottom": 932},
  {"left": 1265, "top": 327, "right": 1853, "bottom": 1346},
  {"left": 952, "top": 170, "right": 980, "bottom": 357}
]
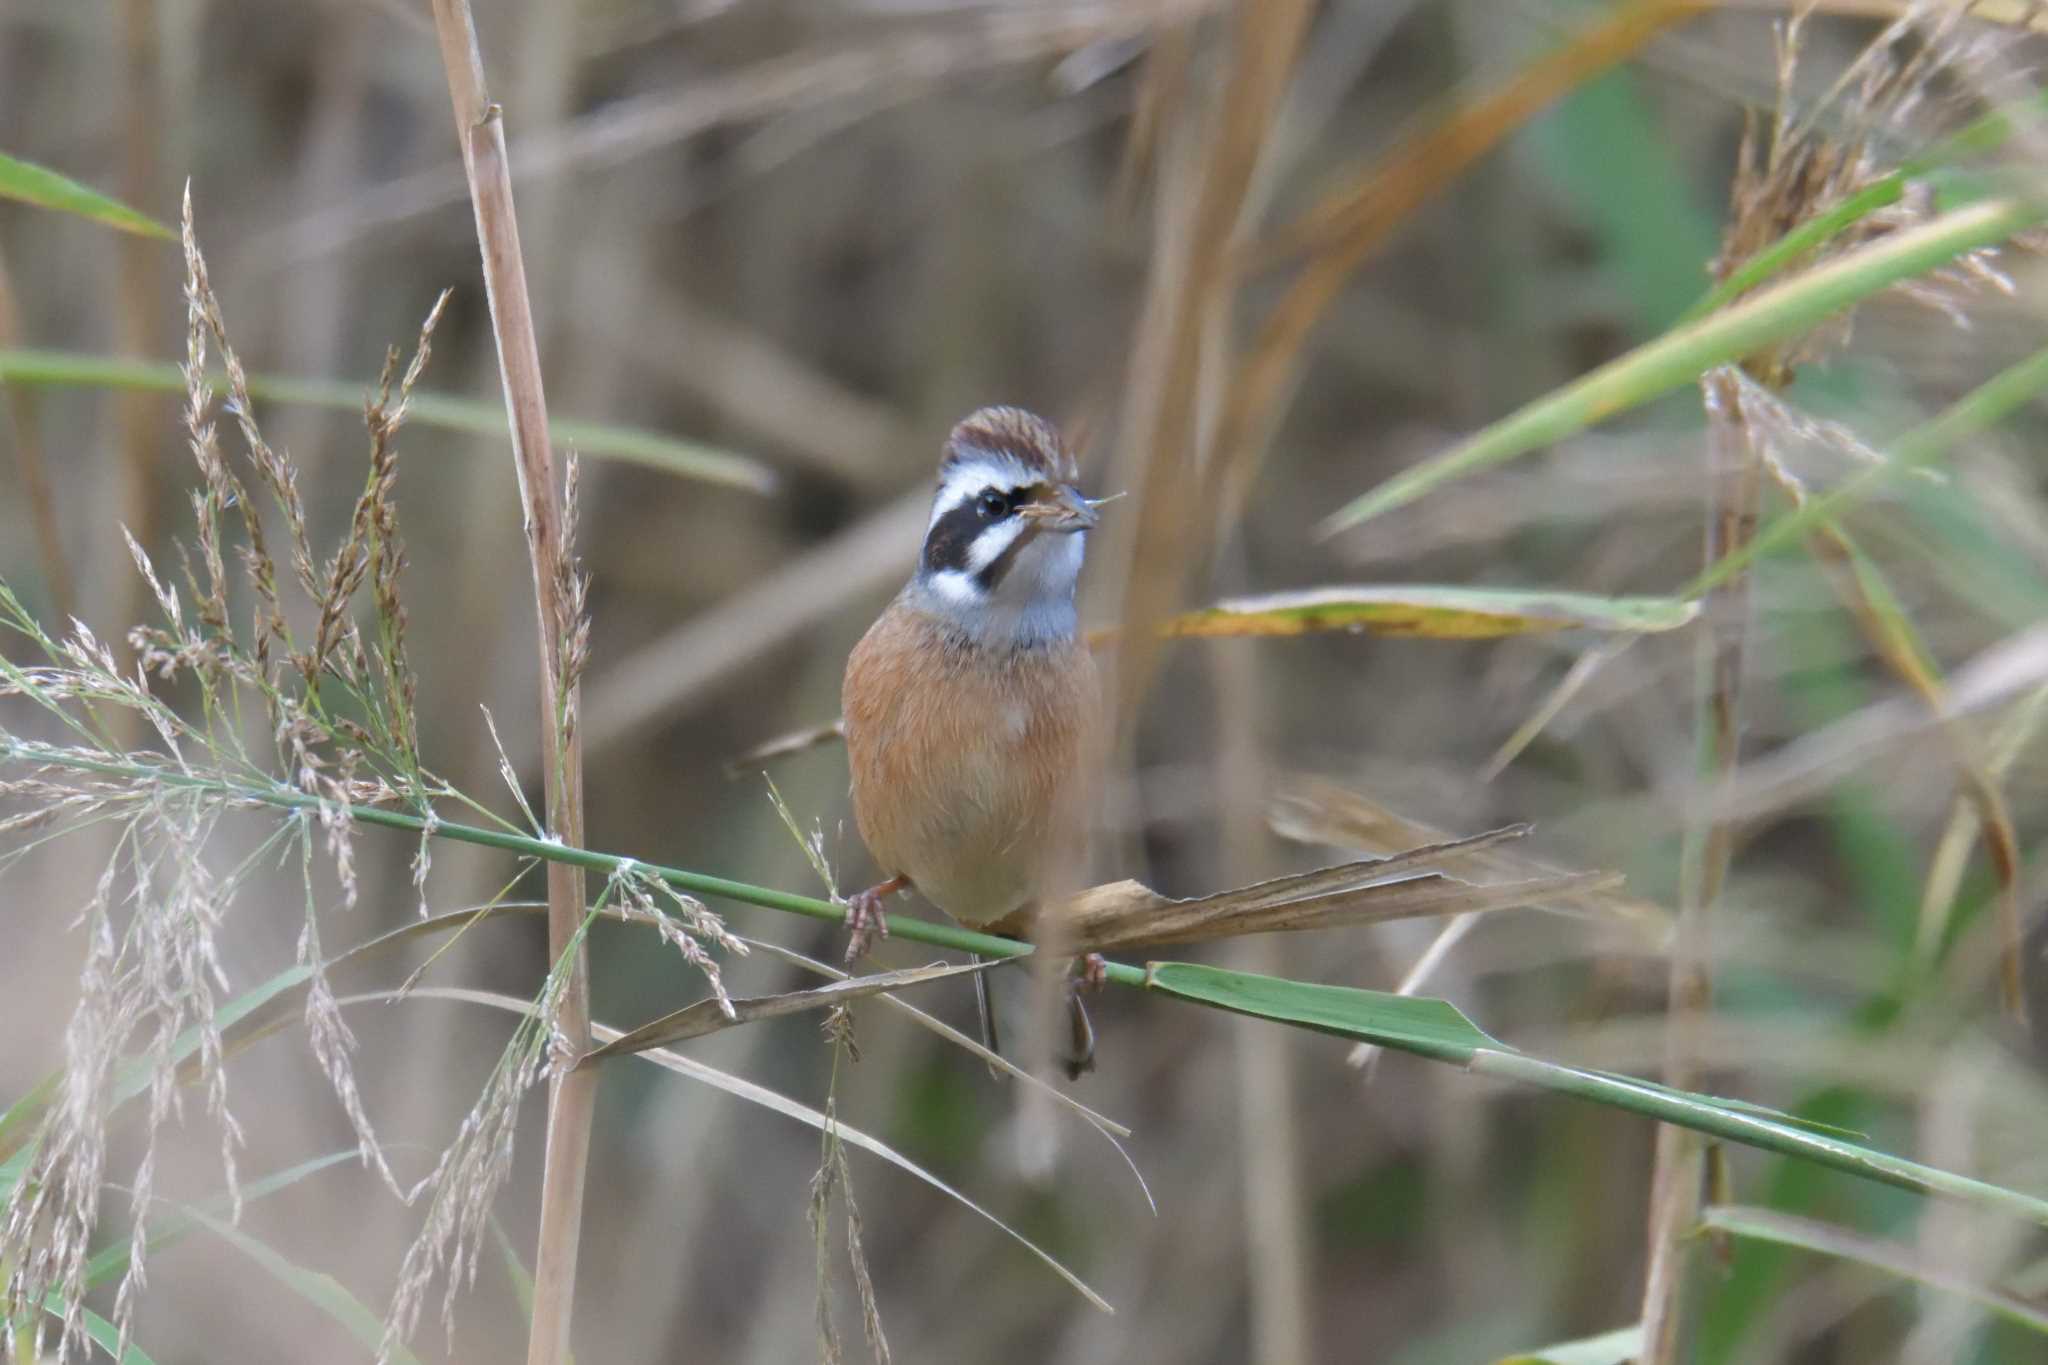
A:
[
  {"left": 0, "top": 348, "right": 776, "bottom": 492},
  {"left": 0, "top": 152, "right": 174, "bottom": 238},
  {"left": 1321, "top": 196, "right": 2048, "bottom": 535}
]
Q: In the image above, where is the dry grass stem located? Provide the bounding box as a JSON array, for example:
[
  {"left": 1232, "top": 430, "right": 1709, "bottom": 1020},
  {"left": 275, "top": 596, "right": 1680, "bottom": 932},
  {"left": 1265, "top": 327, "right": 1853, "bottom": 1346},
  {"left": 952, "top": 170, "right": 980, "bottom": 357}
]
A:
[{"left": 426, "top": 3, "right": 594, "bottom": 1363}]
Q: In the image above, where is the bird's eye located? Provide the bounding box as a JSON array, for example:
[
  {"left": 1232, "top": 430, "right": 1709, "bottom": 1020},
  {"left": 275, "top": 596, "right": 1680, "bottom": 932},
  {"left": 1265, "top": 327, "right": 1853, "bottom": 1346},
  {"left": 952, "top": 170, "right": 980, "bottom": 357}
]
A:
[{"left": 976, "top": 489, "right": 1010, "bottom": 520}]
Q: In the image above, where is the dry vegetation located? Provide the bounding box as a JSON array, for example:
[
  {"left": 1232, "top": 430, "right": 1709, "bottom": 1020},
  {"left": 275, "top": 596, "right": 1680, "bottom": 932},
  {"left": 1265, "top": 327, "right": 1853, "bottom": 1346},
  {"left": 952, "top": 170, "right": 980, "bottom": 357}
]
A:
[{"left": 3, "top": 2, "right": 2048, "bottom": 1363}]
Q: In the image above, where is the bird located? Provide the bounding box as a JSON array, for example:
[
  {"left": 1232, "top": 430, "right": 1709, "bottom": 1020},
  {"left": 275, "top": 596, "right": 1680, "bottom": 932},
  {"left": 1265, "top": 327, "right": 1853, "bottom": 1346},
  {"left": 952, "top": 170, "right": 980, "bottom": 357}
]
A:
[{"left": 841, "top": 405, "right": 1106, "bottom": 1075}]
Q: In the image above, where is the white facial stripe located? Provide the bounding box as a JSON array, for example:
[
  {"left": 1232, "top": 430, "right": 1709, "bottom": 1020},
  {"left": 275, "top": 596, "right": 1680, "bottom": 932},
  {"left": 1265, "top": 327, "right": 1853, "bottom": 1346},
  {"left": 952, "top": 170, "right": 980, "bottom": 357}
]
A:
[
  {"left": 923, "top": 568, "right": 984, "bottom": 606},
  {"left": 966, "top": 518, "right": 1026, "bottom": 574}
]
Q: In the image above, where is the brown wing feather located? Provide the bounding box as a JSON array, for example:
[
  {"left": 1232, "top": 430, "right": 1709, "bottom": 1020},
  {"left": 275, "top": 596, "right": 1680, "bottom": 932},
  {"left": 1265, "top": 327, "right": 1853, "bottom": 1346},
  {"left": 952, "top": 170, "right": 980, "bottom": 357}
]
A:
[{"left": 843, "top": 601, "right": 1097, "bottom": 927}]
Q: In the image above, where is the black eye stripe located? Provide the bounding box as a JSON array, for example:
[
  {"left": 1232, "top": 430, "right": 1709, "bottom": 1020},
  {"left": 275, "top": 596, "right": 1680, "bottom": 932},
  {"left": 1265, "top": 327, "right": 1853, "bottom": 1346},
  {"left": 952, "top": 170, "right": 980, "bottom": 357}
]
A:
[{"left": 921, "top": 501, "right": 987, "bottom": 576}]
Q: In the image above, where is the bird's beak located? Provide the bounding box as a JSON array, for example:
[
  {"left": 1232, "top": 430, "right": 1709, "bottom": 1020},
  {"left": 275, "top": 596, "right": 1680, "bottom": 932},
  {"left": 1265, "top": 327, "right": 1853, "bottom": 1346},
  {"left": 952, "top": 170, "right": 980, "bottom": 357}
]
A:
[{"left": 1022, "top": 483, "right": 1100, "bottom": 533}]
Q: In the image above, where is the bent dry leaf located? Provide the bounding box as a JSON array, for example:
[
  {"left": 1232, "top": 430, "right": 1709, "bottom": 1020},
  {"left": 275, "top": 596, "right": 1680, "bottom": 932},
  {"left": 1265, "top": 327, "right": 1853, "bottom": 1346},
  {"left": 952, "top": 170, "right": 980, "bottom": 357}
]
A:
[
  {"left": 0, "top": 348, "right": 775, "bottom": 492},
  {"left": 1058, "top": 827, "right": 1625, "bottom": 955},
  {"left": 1701, "top": 1205, "right": 2048, "bottom": 1334},
  {"left": 1144, "top": 963, "right": 2048, "bottom": 1227},
  {"left": 1154, "top": 586, "right": 1699, "bottom": 640},
  {"left": 1322, "top": 196, "right": 2048, "bottom": 535},
  {"left": 579, "top": 958, "right": 997, "bottom": 1064},
  {"left": 0, "top": 152, "right": 174, "bottom": 239}
]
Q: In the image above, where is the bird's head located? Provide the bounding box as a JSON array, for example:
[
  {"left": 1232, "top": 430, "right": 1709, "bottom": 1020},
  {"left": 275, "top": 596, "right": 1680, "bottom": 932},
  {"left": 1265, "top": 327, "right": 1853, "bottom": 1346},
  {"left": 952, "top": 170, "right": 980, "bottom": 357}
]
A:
[{"left": 907, "top": 406, "right": 1103, "bottom": 646}]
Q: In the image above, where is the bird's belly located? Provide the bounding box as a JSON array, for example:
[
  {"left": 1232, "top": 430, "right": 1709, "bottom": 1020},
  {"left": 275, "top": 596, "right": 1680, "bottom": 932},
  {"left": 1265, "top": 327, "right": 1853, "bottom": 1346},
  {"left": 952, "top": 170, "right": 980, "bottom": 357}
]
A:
[
  {"left": 886, "top": 751, "right": 1058, "bottom": 925},
  {"left": 843, "top": 611, "right": 1097, "bottom": 928}
]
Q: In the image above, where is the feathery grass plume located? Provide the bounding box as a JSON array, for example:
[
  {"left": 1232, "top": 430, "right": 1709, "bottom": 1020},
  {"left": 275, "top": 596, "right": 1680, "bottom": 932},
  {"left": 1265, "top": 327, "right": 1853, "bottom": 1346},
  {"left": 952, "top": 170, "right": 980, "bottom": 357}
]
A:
[
  {"left": 377, "top": 896, "right": 602, "bottom": 1362},
  {"left": 0, "top": 194, "right": 459, "bottom": 1357},
  {"left": 611, "top": 860, "right": 745, "bottom": 1016},
  {"left": 1717, "top": 4, "right": 2028, "bottom": 378},
  {"left": 809, "top": 1007, "right": 890, "bottom": 1365}
]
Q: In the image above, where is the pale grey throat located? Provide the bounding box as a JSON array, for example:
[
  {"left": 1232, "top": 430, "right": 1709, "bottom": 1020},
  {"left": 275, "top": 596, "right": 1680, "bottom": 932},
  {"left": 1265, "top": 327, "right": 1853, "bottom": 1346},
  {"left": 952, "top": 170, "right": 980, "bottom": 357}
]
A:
[{"left": 903, "top": 455, "right": 1091, "bottom": 649}]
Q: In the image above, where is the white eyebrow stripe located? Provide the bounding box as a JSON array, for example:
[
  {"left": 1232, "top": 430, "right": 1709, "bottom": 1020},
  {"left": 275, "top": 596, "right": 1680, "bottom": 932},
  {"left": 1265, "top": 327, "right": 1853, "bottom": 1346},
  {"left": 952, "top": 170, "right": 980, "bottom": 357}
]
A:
[{"left": 927, "top": 454, "right": 1036, "bottom": 527}]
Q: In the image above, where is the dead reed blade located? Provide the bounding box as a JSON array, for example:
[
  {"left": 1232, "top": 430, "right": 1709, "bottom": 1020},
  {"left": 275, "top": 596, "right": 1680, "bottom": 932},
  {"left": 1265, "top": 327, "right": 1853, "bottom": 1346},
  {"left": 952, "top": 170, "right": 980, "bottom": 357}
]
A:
[
  {"left": 1105, "top": 0, "right": 1315, "bottom": 730},
  {"left": 1053, "top": 826, "right": 1624, "bottom": 955},
  {"left": 426, "top": 5, "right": 592, "bottom": 1365},
  {"left": 577, "top": 959, "right": 997, "bottom": 1065}
]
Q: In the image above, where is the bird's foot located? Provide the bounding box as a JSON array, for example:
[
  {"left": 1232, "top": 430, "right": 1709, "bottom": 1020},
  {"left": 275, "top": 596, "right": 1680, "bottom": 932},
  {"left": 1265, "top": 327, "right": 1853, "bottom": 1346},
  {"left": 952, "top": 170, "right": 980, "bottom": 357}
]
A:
[
  {"left": 1073, "top": 952, "right": 1108, "bottom": 993},
  {"left": 842, "top": 874, "right": 907, "bottom": 962}
]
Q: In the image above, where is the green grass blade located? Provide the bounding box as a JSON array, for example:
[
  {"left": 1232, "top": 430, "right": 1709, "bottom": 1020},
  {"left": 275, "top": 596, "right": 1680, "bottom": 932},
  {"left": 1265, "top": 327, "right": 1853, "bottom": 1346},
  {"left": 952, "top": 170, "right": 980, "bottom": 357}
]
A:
[
  {"left": 1702, "top": 1205, "right": 2048, "bottom": 1333},
  {"left": 1685, "top": 339, "right": 2048, "bottom": 598},
  {"left": 1496, "top": 1324, "right": 1643, "bottom": 1365},
  {"left": 1159, "top": 585, "right": 1697, "bottom": 639},
  {"left": 1684, "top": 88, "right": 2048, "bottom": 322},
  {"left": 82, "top": 1149, "right": 362, "bottom": 1289},
  {"left": 0, "top": 152, "right": 173, "bottom": 239},
  {"left": 0, "top": 348, "right": 775, "bottom": 492},
  {"left": 1142, "top": 962, "right": 1498, "bottom": 1062},
  {"left": 189, "top": 1209, "right": 427, "bottom": 1365},
  {"left": 36, "top": 1302, "right": 160, "bottom": 1364},
  {"left": 1320, "top": 196, "right": 2048, "bottom": 535},
  {"left": 1144, "top": 963, "right": 2048, "bottom": 1226}
]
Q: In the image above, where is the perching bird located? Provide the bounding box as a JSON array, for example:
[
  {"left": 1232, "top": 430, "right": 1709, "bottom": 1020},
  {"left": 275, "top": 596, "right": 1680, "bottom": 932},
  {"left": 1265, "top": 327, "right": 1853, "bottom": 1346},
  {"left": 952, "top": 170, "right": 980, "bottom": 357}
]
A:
[{"left": 841, "top": 406, "right": 1105, "bottom": 1075}]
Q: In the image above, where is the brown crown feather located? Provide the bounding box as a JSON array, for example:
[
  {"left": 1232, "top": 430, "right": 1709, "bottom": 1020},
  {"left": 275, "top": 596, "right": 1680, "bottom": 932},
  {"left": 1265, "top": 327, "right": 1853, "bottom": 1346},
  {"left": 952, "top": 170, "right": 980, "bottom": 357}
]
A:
[{"left": 941, "top": 406, "right": 1078, "bottom": 483}]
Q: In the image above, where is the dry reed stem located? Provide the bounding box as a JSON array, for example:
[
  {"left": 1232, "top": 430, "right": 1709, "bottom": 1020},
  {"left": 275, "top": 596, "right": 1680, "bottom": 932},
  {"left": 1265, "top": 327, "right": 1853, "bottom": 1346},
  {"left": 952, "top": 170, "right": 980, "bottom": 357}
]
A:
[
  {"left": 1638, "top": 366, "right": 1764, "bottom": 1365},
  {"left": 1208, "top": 0, "right": 1702, "bottom": 530},
  {"left": 425, "top": 6, "right": 592, "bottom": 1364},
  {"left": 1106, "top": 0, "right": 1314, "bottom": 728},
  {"left": 112, "top": 0, "right": 166, "bottom": 681}
]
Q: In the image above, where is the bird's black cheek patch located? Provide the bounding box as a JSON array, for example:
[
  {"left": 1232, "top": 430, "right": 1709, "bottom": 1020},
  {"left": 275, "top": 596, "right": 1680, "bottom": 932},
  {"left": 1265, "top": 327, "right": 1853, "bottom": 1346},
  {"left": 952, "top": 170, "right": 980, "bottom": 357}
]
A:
[{"left": 922, "top": 504, "right": 984, "bottom": 576}]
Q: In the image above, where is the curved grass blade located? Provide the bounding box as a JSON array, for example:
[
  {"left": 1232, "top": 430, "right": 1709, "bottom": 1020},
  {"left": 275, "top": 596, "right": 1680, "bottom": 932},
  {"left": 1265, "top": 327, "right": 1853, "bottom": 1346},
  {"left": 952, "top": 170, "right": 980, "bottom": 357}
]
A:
[
  {"left": 189, "top": 1209, "right": 427, "bottom": 1365},
  {"left": 1684, "top": 339, "right": 2048, "bottom": 599},
  {"left": 1154, "top": 586, "right": 1697, "bottom": 640},
  {"left": 1702, "top": 1204, "right": 2048, "bottom": 1334},
  {"left": 0, "top": 348, "right": 774, "bottom": 492},
  {"left": 1143, "top": 963, "right": 2048, "bottom": 1226},
  {"left": 578, "top": 958, "right": 995, "bottom": 1064},
  {"left": 1321, "top": 196, "right": 2048, "bottom": 536},
  {"left": 0, "top": 152, "right": 173, "bottom": 239},
  {"left": 402, "top": 986, "right": 1114, "bottom": 1315},
  {"left": 82, "top": 1149, "right": 362, "bottom": 1290},
  {"left": 36, "top": 1302, "right": 159, "bottom": 1364}
]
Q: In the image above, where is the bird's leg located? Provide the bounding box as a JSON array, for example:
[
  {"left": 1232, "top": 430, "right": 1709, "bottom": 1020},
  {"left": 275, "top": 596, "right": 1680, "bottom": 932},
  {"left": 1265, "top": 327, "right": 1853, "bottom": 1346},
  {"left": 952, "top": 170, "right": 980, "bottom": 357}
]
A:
[
  {"left": 1058, "top": 955, "right": 1109, "bottom": 1079},
  {"left": 843, "top": 873, "right": 909, "bottom": 962}
]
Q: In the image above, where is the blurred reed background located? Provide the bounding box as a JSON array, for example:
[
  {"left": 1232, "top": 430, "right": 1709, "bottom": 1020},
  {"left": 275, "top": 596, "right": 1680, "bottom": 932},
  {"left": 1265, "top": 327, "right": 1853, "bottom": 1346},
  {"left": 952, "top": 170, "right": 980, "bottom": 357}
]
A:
[{"left": 4, "top": 1, "right": 2048, "bottom": 1361}]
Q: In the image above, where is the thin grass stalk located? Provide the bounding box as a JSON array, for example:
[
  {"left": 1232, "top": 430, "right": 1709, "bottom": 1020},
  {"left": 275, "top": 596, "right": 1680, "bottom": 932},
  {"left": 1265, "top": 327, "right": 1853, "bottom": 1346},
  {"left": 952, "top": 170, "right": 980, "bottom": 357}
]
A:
[
  {"left": 113, "top": 0, "right": 166, "bottom": 678},
  {"left": 423, "top": 6, "right": 592, "bottom": 1364},
  {"left": 1638, "top": 366, "right": 1763, "bottom": 1364},
  {"left": 0, "top": 250, "right": 73, "bottom": 620}
]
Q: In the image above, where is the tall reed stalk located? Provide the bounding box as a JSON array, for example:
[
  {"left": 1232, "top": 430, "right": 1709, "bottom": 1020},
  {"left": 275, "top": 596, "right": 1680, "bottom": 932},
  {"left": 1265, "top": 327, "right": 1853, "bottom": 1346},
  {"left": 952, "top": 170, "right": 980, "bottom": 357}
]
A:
[{"left": 425, "top": 5, "right": 592, "bottom": 1362}]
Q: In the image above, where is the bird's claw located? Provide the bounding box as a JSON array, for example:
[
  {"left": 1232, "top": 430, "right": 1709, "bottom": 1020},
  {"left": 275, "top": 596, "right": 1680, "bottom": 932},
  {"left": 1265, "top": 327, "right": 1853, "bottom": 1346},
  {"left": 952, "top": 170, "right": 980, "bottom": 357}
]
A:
[
  {"left": 1073, "top": 952, "right": 1108, "bottom": 993},
  {"left": 842, "top": 887, "right": 892, "bottom": 962}
]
